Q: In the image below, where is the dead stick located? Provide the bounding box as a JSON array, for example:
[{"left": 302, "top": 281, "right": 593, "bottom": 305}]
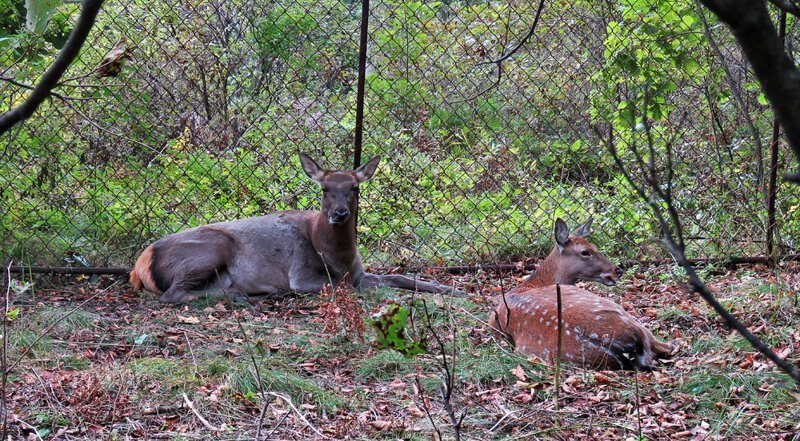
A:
[
  {"left": 267, "top": 392, "right": 330, "bottom": 439},
  {"left": 182, "top": 392, "right": 219, "bottom": 432}
]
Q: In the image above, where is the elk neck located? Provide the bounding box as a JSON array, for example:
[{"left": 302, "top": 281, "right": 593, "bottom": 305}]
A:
[{"left": 311, "top": 210, "right": 358, "bottom": 263}]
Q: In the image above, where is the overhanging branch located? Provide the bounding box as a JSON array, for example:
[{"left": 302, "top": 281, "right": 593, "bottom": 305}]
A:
[
  {"left": 698, "top": 0, "right": 800, "bottom": 179},
  {"left": 0, "top": 0, "right": 106, "bottom": 135}
]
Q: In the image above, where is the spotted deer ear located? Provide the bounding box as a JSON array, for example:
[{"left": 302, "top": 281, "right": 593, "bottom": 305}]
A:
[{"left": 555, "top": 218, "right": 569, "bottom": 250}]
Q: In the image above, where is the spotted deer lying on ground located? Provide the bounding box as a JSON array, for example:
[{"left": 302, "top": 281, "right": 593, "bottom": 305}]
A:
[
  {"left": 489, "top": 218, "right": 672, "bottom": 370},
  {"left": 129, "top": 153, "right": 464, "bottom": 303}
]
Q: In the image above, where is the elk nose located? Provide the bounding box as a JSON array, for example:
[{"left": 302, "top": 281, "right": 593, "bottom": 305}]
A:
[
  {"left": 615, "top": 267, "right": 624, "bottom": 277},
  {"left": 332, "top": 209, "right": 350, "bottom": 222}
]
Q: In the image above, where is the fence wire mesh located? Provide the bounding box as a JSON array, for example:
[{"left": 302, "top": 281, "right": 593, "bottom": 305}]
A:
[{"left": 1, "top": 0, "right": 798, "bottom": 270}]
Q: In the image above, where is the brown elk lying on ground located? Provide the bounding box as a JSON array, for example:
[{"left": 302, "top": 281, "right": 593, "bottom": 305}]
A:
[
  {"left": 489, "top": 218, "right": 672, "bottom": 370},
  {"left": 129, "top": 153, "right": 464, "bottom": 303}
]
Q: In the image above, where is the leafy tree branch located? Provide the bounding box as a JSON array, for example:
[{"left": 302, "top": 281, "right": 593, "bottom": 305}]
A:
[{"left": 0, "top": 0, "right": 105, "bottom": 135}]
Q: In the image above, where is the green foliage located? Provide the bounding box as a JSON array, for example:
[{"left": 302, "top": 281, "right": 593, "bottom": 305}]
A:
[
  {"left": 0, "top": 0, "right": 790, "bottom": 270},
  {"left": 371, "top": 303, "right": 427, "bottom": 358},
  {"left": 25, "top": 0, "right": 61, "bottom": 33}
]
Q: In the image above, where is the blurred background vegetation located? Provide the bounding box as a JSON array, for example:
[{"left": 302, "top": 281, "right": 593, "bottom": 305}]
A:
[{"left": 1, "top": 0, "right": 797, "bottom": 268}]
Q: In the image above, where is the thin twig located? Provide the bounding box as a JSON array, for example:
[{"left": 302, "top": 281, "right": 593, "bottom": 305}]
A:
[
  {"left": 554, "top": 283, "right": 562, "bottom": 423},
  {"left": 478, "top": 0, "right": 547, "bottom": 65},
  {"left": 0, "top": 76, "right": 92, "bottom": 101},
  {"left": 12, "top": 418, "right": 43, "bottom": 441},
  {"left": 696, "top": 1, "right": 766, "bottom": 200},
  {"left": 233, "top": 314, "right": 269, "bottom": 439},
  {"left": 267, "top": 392, "right": 330, "bottom": 439},
  {"left": 414, "top": 374, "right": 443, "bottom": 441},
  {"left": 182, "top": 392, "right": 219, "bottom": 432},
  {"left": 450, "top": 0, "right": 546, "bottom": 104},
  {"left": 1, "top": 263, "right": 11, "bottom": 440},
  {"left": 600, "top": 119, "right": 800, "bottom": 386},
  {"left": 263, "top": 405, "right": 291, "bottom": 440}
]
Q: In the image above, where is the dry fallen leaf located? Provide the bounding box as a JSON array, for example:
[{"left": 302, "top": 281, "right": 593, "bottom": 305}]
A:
[
  {"left": 177, "top": 315, "right": 200, "bottom": 324},
  {"left": 510, "top": 365, "right": 527, "bottom": 382},
  {"left": 370, "top": 420, "right": 392, "bottom": 430}
]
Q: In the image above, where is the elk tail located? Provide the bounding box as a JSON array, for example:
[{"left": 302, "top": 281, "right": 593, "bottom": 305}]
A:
[{"left": 130, "top": 245, "right": 159, "bottom": 292}]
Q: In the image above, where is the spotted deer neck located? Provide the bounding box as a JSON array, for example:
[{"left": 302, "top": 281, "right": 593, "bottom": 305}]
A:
[{"left": 516, "top": 247, "right": 575, "bottom": 290}]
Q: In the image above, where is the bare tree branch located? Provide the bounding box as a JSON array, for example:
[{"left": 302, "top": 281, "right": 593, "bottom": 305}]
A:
[
  {"left": 0, "top": 0, "right": 105, "bottom": 135},
  {"left": 0, "top": 76, "right": 94, "bottom": 101},
  {"left": 698, "top": 0, "right": 800, "bottom": 181},
  {"left": 450, "top": 0, "right": 545, "bottom": 104},
  {"left": 696, "top": 2, "right": 766, "bottom": 198}
]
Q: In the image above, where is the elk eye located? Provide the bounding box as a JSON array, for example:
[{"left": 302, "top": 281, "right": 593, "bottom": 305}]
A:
[{"left": 581, "top": 250, "right": 591, "bottom": 257}]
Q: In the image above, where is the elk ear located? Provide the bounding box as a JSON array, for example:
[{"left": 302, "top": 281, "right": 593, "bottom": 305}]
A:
[
  {"left": 572, "top": 217, "right": 593, "bottom": 238},
  {"left": 299, "top": 153, "right": 325, "bottom": 183},
  {"left": 355, "top": 155, "right": 381, "bottom": 182},
  {"left": 555, "top": 218, "right": 570, "bottom": 251}
]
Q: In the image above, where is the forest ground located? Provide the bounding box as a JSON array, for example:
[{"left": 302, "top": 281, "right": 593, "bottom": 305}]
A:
[{"left": 3, "top": 261, "right": 800, "bottom": 440}]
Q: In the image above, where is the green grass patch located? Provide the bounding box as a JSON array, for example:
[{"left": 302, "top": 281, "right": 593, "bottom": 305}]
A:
[
  {"left": 129, "top": 357, "right": 201, "bottom": 396},
  {"left": 20, "top": 306, "right": 99, "bottom": 336},
  {"left": 455, "top": 349, "right": 543, "bottom": 385},
  {"left": 355, "top": 350, "right": 417, "bottom": 382},
  {"left": 203, "top": 357, "right": 347, "bottom": 412},
  {"left": 679, "top": 370, "right": 795, "bottom": 412}
]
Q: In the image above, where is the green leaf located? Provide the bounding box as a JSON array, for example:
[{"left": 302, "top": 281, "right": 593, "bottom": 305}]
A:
[
  {"left": 757, "top": 93, "right": 768, "bottom": 106},
  {"left": 25, "top": 0, "right": 61, "bottom": 33},
  {"left": 134, "top": 334, "right": 148, "bottom": 345},
  {"left": 6, "top": 308, "right": 19, "bottom": 321},
  {"left": 370, "top": 303, "right": 427, "bottom": 358}
]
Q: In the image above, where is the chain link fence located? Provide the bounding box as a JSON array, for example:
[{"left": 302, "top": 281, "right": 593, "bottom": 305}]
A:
[{"left": 1, "top": 0, "right": 798, "bottom": 270}]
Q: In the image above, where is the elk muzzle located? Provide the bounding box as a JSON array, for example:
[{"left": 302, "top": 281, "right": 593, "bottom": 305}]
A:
[{"left": 329, "top": 208, "right": 350, "bottom": 224}]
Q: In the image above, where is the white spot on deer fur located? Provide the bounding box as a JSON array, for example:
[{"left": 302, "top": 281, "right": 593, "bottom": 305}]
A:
[
  {"left": 566, "top": 329, "right": 571, "bottom": 335},
  {"left": 539, "top": 317, "right": 544, "bottom": 323},
  {"left": 550, "top": 315, "right": 556, "bottom": 321},
  {"left": 595, "top": 315, "right": 602, "bottom": 321},
  {"left": 545, "top": 321, "right": 551, "bottom": 327}
]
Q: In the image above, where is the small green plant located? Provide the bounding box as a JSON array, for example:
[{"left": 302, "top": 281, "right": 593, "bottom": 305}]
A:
[{"left": 371, "top": 302, "right": 427, "bottom": 357}]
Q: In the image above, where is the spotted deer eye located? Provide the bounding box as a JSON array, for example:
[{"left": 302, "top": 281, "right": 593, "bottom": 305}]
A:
[{"left": 581, "top": 250, "right": 591, "bottom": 257}]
